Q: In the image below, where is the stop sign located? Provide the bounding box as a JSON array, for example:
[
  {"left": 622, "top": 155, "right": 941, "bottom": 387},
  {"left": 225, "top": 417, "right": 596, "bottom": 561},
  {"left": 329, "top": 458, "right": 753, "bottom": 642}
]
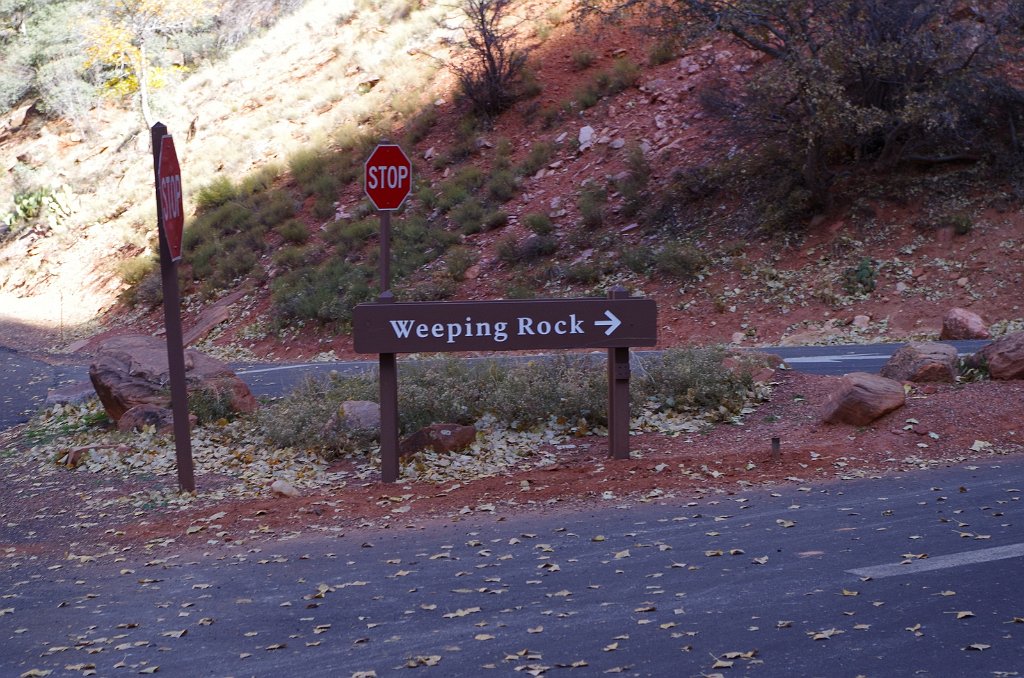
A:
[
  {"left": 157, "top": 135, "right": 184, "bottom": 261},
  {"left": 364, "top": 144, "right": 412, "bottom": 210}
]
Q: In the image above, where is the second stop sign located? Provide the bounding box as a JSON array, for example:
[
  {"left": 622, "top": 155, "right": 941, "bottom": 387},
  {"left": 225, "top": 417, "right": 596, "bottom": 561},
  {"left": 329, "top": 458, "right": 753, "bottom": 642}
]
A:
[{"left": 364, "top": 144, "right": 412, "bottom": 210}]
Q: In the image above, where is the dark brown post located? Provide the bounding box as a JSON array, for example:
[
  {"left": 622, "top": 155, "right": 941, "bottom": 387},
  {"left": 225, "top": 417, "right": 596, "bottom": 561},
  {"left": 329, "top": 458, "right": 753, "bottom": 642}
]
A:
[
  {"left": 607, "top": 286, "right": 631, "bottom": 459},
  {"left": 378, "top": 207, "right": 398, "bottom": 482},
  {"left": 379, "top": 210, "right": 391, "bottom": 296},
  {"left": 150, "top": 122, "right": 195, "bottom": 492},
  {"left": 378, "top": 295, "right": 400, "bottom": 484}
]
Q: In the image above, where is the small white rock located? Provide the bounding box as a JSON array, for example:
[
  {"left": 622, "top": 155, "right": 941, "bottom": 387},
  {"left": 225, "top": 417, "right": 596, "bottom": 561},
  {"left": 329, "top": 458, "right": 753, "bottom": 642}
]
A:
[{"left": 270, "top": 479, "right": 300, "bottom": 498}]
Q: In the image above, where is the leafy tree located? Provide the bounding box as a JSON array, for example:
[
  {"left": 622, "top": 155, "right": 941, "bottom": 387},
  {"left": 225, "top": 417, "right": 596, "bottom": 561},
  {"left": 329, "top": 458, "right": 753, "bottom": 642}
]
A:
[
  {"left": 580, "top": 0, "right": 1024, "bottom": 206},
  {"left": 449, "top": 0, "right": 529, "bottom": 118},
  {"left": 84, "top": 0, "right": 215, "bottom": 125}
]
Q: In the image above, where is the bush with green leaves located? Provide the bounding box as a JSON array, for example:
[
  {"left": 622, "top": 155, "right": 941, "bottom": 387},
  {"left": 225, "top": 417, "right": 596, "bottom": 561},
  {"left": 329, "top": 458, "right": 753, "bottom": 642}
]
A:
[
  {"left": 595, "top": 0, "right": 1024, "bottom": 206},
  {"left": 522, "top": 212, "right": 553, "bottom": 235},
  {"left": 261, "top": 347, "right": 761, "bottom": 455},
  {"left": 577, "top": 183, "right": 606, "bottom": 229},
  {"left": 517, "top": 141, "right": 555, "bottom": 176},
  {"left": 449, "top": 0, "right": 529, "bottom": 117},
  {"left": 655, "top": 242, "right": 709, "bottom": 279}
]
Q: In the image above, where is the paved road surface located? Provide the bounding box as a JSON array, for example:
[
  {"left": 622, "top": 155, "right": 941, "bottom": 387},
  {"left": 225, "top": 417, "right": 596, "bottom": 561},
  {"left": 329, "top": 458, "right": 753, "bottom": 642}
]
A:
[{"left": 2, "top": 458, "right": 1022, "bottom": 676}]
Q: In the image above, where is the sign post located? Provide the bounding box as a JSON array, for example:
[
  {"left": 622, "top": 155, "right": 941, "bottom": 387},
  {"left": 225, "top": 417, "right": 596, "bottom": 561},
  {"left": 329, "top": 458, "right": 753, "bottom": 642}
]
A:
[
  {"left": 151, "top": 122, "right": 195, "bottom": 493},
  {"left": 364, "top": 143, "right": 412, "bottom": 483},
  {"left": 353, "top": 291, "right": 657, "bottom": 479}
]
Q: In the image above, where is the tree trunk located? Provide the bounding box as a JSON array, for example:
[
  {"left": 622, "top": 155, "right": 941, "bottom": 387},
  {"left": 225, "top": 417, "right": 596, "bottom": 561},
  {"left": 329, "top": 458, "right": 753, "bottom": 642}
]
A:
[{"left": 138, "top": 43, "right": 155, "bottom": 129}]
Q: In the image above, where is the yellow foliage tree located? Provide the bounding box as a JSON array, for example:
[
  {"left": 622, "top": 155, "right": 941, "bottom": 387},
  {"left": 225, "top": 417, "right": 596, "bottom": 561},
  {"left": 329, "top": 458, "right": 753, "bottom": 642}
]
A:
[{"left": 84, "top": 0, "right": 215, "bottom": 125}]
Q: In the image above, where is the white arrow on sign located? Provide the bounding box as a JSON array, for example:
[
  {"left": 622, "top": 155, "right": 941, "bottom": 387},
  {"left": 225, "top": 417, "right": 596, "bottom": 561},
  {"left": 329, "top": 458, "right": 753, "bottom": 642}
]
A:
[{"left": 595, "top": 310, "right": 621, "bottom": 336}]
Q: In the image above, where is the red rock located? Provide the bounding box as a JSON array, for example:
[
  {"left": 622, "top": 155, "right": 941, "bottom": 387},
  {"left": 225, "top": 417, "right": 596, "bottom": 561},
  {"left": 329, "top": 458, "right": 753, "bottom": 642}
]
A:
[
  {"left": 977, "top": 331, "right": 1024, "bottom": 380},
  {"left": 89, "top": 335, "right": 256, "bottom": 423},
  {"left": 821, "top": 372, "right": 906, "bottom": 426},
  {"left": 400, "top": 423, "right": 477, "bottom": 457},
  {"left": 940, "top": 307, "right": 990, "bottom": 340},
  {"left": 880, "top": 342, "right": 958, "bottom": 383}
]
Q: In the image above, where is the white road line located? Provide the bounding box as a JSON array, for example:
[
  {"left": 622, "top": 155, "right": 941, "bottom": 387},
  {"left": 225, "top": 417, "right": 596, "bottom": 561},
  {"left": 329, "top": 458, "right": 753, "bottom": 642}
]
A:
[
  {"left": 235, "top": 363, "right": 327, "bottom": 375},
  {"left": 847, "top": 543, "right": 1024, "bottom": 579},
  {"left": 784, "top": 354, "right": 880, "bottom": 364}
]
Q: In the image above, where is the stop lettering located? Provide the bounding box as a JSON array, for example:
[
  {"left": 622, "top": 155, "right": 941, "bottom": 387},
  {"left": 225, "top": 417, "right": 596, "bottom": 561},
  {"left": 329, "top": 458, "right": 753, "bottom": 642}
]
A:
[{"left": 364, "top": 144, "right": 412, "bottom": 210}]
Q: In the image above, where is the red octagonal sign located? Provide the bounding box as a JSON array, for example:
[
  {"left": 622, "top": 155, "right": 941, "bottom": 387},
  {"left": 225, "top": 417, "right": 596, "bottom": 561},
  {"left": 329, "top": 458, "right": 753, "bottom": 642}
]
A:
[{"left": 364, "top": 144, "right": 412, "bottom": 211}]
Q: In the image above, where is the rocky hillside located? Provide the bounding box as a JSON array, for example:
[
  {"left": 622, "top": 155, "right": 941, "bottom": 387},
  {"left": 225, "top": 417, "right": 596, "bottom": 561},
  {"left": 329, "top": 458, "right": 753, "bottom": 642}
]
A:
[{"left": 2, "top": 0, "right": 1022, "bottom": 360}]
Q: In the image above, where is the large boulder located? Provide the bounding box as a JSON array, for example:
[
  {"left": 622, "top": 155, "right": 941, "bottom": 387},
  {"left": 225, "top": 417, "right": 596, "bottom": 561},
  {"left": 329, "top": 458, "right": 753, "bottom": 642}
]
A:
[
  {"left": 975, "top": 331, "right": 1024, "bottom": 380},
  {"left": 821, "top": 372, "right": 906, "bottom": 426},
  {"left": 89, "top": 335, "right": 256, "bottom": 423},
  {"left": 940, "top": 307, "right": 990, "bottom": 340},
  {"left": 880, "top": 342, "right": 958, "bottom": 383},
  {"left": 400, "top": 423, "right": 477, "bottom": 458}
]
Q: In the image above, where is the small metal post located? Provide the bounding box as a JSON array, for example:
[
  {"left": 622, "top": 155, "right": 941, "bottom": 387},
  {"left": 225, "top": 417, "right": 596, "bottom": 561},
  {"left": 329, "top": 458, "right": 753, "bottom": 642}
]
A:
[
  {"left": 151, "top": 122, "right": 194, "bottom": 493},
  {"left": 607, "top": 286, "right": 631, "bottom": 460},
  {"left": 771, "top": 437, "right": 781, "bottom": 461}
]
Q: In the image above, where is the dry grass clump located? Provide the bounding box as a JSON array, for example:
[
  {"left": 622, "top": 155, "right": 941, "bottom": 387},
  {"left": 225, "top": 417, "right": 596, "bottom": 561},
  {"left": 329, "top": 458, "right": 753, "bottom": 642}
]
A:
[{"left": 260, "top": 347, "right": 761, "bottom": 456}]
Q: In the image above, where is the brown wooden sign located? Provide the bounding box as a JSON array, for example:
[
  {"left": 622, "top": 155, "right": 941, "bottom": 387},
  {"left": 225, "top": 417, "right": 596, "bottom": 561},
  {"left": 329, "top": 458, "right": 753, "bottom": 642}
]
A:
[{"left": 353, "top": 297, "right": 657, "bottom": 354}]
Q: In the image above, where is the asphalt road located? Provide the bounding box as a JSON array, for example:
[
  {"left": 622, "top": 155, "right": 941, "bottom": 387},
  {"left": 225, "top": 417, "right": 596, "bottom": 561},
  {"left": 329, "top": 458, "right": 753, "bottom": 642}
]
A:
[
  {"left": 0, "top": 340, "right": 991, "bottom": 430},
  {"left": 2, "top": 458, "right": 1022, "bottom": 677}
]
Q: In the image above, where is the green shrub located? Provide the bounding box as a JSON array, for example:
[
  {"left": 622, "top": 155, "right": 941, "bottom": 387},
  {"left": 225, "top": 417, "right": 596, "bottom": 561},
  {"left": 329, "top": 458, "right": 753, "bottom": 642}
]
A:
[
  {"left": 288, "top": 149, "right": 330, "bottom": 195},
  {"left": 517, "top": 141, "right": 555, "bottom": 176},
  {"left": 259, "top": 373, "right": 379, "bottom": 456},
  {"left": 256, "top": 189, "right": 296, "bottom": 227},
  {"left": 450, "top": 197, "right": 486, "bottom": 234},
  {"left": 572, "top": 49, "right": 596, "bottom": 71},
  {"left": 238, "top": 164, "right": 282, "bottom": 196},
  {"left": 404, "top": 107, "right": 437, "bottom": 144},
  {"left": 313, "top": 195, "right": 336, "bottom": 220},
  {"left": 842, "top": 257, "right": 877, "bottom": 295},
  {"left": 446, "top": 246, "right": 477, "bottom": 281},
  {"left": 272, "top": 245, "right": 309, "bottom": 270},
  {"left": 632, "top": 346, "right": 752, "bottom": 417},
  {"left": 486, "top": 168, "right": 518, "bottom": 202},
  {"left": 608, "top": 57, "right": 640, "bottom": 93},
  {"left": 578, "top": 183, "right": 606, "bottom": 229},
  {"left": 262, "top": 347, "right": 756, "bottom": 455},
  {"left": 655, "top": 243, "right": 709, "bottom": 279},
  {"left": 621, "top": 245, "right": 655, "bottom": 273},
  {"left": 495, "top": 234, "right": 521, "bottom": 263},
  {"left": 483, "top": 210, "right": 509, "bottom": 231},
  {"left": 522, "top": 212, "right": 553, "bottom": 235},
  {"left": 439, "top": 165, "right": 485, "bottom": 212},
  {"left": 195, "top": 176, "right": 237, "bottom": 211},
  {"left": 945, "top": 213, "right": 973, "bottom": 236},
  {"left": 648, "top": 39, "right": 677, "bottom": 66},
  {"left": 616, "top": 143, "right": 650, "bottom": 218},
  {"left": 325, "top": 218, "right": 376, "bottom": 247},
  {"left": 275, "top": 218, "right": 310, "bottom": 244},
  {"left": 520, "top": 234, "right": 558, "bottom": 260},
  {"left": 118, "top": 255, "right": 155, "bottom": 286},
  {"left": 575, "top": 82, "right": 601, "bottom": 110},
  {"left": 188, "top": 387, "right": 237, "bottom": 425},
  {"left": 563, "top": 262, "right": 602, "bottom": 285}
]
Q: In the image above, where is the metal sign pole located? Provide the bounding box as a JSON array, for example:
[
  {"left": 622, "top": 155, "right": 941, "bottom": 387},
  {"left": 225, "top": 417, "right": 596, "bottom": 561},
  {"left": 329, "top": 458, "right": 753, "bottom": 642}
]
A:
[
  {"left": 378, "top": 207, "right": 399, "bottom": 483},
  {"left": 607, "top": 286, "right": 631, "bottom": 460},
  {"left": 150, "top": 122, "right": 195, "bottom": 492}
]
